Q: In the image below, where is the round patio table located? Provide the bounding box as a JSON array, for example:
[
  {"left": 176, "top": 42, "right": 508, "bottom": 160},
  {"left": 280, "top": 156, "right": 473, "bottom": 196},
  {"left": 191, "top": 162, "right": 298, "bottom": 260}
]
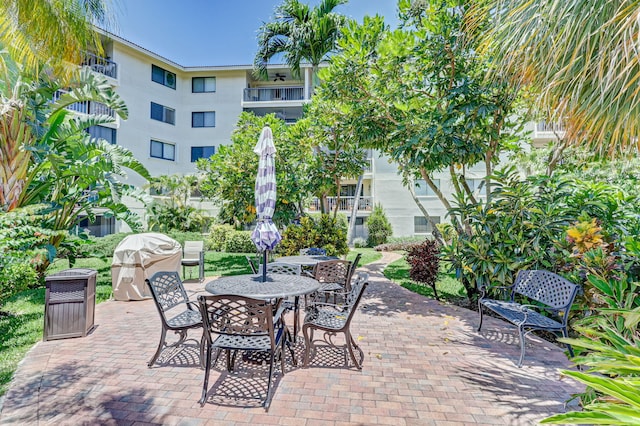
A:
[{"left": 204, "top": 273, "right": 320, "bottom": 299}]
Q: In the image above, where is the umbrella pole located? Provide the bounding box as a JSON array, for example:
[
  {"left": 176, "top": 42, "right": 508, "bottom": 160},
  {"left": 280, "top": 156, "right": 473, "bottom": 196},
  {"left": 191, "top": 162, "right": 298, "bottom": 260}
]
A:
[{"left": 262, "top": 250, "right": 268, "bottom": 282}]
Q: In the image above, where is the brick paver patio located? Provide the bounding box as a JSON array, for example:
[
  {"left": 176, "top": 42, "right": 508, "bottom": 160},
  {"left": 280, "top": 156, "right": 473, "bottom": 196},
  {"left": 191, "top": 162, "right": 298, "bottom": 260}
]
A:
[{"left": 0, "top": 252, "right": 583, "bottom": 425}]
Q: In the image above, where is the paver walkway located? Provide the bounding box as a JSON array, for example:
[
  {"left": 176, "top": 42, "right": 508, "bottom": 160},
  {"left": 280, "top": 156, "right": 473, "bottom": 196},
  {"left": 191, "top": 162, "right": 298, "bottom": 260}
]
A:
[{"left": 0, "top": 252, "right": 582, "bottom": 425}]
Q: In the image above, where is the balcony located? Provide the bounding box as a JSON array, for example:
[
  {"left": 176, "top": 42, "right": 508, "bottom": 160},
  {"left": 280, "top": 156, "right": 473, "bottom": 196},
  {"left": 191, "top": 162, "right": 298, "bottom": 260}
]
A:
[
  {"left": 82, "top": 53, "right": 117, "bottom": 79},
  {"left": 534, "top": 121, "right": 565, "bottom": 140},
  {"left": 307, "top": 196, "right": 373, "bottom": 212},
  {"left": 243, "top": 87, "right": 305, "bottom": 102},
  {"left": 53, "top": 90, "right": 115, "bottom": 118}
]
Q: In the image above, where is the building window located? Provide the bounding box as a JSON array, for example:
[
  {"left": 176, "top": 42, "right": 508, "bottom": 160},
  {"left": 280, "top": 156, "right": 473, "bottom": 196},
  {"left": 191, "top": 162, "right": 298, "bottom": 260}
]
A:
[
  {"left": 340, "top": 184, "right": 363, "bottom": 197},
  {"left": 150, "top": 102, "right": 175, "bottom": 125},
  {"left": 192, "top": 77, "right": 216, "bottom": 93},
  {"left": 414, "top": 216, "right": 440, "bottom": 234},
  {"left": 151, "top": 64, "right": 176, "bottom": 89},
  {"left": 86, "top": 125, "right": 116, "bottom": 144},
  {"left": 192, "top": 111, "right": 215, "bottom": 127},
  {"left": 77, "top": 215, "right": 115, "bottom": 237},
  {"left": 150, "top": 140, "right": 175, "bottom": 161},
  {"left": 191, "top": 146, "right": 215, "bottom": 162},
  {"left": 414, "top": 179, "right": 440, "bottom": 197},
  {"left": 466, "top": 178, "right": 486, "bottom": 195}
]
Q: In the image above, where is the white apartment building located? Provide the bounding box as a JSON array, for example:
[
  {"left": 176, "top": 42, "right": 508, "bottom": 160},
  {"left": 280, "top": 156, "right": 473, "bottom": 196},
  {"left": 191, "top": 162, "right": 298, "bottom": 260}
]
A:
[{"left": 80, "top": 32, "right": 556, "bottom": 239}]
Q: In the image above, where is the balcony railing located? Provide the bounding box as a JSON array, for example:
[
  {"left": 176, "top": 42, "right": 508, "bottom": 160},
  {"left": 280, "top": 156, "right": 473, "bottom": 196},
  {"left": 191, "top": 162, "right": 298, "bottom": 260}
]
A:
[
  {"left": 82, "top": 53, "right": 117, "bottom": 79},
  {"left": 535, "top": 121, "right": 565, "bottom": 134},
  {"left": 53, "top": 90, "right": 115, "bottom": 118},
  {"left": 307, "top": 196, "right": 373, "bottom": 212},
  {"left": 243, "top": 87, "right": 305, "bottom": 102}
]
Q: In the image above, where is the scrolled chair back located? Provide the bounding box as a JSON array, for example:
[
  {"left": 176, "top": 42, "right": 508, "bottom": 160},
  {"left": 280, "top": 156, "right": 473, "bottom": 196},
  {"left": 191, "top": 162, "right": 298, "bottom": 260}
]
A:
[{"left": 264, "top": 262, "right": 302, "bottom": 276}]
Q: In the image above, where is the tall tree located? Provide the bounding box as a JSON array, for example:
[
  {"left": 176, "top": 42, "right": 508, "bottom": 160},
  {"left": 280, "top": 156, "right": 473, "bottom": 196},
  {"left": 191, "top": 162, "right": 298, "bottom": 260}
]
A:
[
  {"left": 197, "top": 112, "right": 314, "bottom": 228},
  {"left": 305, "top": 88, "right": 370, "bottom": 222},
  {"left": 254, "top": 0, "right": 347, "bottom": 84},
  {"left": 469, "top": 0, "right": 640, "bottom": 156},
  {"left": 0, "top": 0, "right": 111, "bottom": 77},
  {"left": 314, "top": 2, "right": 522, "bottom": 233}
]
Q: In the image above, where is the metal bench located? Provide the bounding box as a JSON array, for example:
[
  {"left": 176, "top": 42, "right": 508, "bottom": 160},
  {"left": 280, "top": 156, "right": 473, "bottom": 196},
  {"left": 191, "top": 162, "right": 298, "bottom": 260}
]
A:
[{"left": 477, "top": 270, "right": 580, "bottom": 367}]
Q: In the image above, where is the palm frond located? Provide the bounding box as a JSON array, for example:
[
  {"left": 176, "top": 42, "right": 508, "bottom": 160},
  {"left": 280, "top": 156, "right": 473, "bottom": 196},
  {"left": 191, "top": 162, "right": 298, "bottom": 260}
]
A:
[{"left": 471, "top": 0, "right": 640, "bottom": 157}]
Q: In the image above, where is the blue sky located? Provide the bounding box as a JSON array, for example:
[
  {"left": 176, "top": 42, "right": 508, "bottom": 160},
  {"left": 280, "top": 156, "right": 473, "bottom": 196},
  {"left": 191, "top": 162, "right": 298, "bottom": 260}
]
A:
[{"left": 113, "top": 0, "right": 399, "bottom": 66}]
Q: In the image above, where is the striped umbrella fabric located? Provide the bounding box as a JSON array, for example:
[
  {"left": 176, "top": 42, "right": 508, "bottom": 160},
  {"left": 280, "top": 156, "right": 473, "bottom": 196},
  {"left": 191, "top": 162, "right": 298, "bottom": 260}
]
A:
[{"left": 251, "top": 126, "right": 282, "bottom": 255}]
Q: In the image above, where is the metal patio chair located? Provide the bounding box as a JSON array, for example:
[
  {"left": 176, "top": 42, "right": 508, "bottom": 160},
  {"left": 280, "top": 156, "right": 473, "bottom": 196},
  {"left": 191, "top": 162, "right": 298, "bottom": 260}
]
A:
[
  {"left": 245, "top": 255, "right": 259, "bottom": 274},
  {"left": 197, "top": 294, "right": 292, "bottom": 410},
  {"left": 181, "top": 241, "right": 205, "bottom": 282},
  {"left": 299, "top": 247, "right": 327, "bottom": 255},
  {"left": 146, "top": 271, "right": 204, "bottom": 368},
  {"left": 312, "top": 259, "right": 352, "bottom": 304},
  {"left": 348, "top": 253, "right": 362, "bottom": 282},
  {"left": 263, "top": 262, "right": 303, "bottom": 339},
  {"left": 302, "top": 272, "right": 369, "bottom": 369}
]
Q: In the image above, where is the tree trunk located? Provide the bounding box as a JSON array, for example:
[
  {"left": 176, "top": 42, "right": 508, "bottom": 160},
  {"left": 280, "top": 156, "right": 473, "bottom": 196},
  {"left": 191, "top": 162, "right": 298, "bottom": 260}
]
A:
[
  {"left": 419, "top": 167, "right": 463, "bottom": 233},
  {"left": 347, "top": 174, "right": 364, "bottom": 245},
  {"left": 546, "top": 137, "right": 569, "bottom": 176},
  {"left": 407, "top": 179, "right": 444, "bottom": 246},
  {"left": 320, "top": 193, "right": 328, "bottom": 214}
]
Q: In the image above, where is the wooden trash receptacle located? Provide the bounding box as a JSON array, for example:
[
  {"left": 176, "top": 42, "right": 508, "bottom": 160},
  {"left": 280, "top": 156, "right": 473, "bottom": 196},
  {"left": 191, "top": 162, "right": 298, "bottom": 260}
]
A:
[{"left": 44, "top": 268, "right": 97, "bottom": 341}]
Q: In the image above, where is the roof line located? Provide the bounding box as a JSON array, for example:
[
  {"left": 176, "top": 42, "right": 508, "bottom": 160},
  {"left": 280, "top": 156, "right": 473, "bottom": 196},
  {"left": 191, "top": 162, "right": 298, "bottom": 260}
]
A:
[{"left": 96, "top": 27, "right": 314, "bottom": 72}]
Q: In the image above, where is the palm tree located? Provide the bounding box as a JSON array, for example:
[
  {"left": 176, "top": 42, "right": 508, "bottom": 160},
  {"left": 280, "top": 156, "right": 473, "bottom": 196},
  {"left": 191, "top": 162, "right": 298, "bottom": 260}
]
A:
[
  {"left": 254, "top": 0, "right": 347, "bottom": 83},
  {"left": 0, "top": 0, "right": 111, "bottom": 76},
  {"left": 2, "top": 63, "right": 150, "bottom": 271},
  {"left": 470, "top": 0, "right": 640, "bottom": 156}
]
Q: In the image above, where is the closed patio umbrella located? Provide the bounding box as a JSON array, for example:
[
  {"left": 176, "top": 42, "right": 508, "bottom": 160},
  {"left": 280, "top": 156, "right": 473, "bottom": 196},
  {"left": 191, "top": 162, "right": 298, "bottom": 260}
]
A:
[{"left": 251, "top": 126, "right": 281, "bottom": 281}]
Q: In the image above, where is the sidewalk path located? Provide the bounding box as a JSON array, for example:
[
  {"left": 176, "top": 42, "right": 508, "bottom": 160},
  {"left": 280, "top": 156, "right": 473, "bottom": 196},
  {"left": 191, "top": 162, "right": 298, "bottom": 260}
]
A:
[{"left": 0, "top": 251, "right": 582, "bottom": 425}]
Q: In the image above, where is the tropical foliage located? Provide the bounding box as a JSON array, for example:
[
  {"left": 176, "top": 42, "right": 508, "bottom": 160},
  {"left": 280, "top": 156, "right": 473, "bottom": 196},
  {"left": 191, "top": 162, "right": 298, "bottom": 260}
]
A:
[
  {"left": 312, "top": 0, "right": 523, "bottom": 235},
  {"left": 278, "top": 214, "right": 348, "bottom": 257},
  {"left": 0, "top": 53, "right": 149, "bottom": 275},
  {"left": 440, "top": 161, "right": 640, "bottom": 299},
  {"left": 541, "top": 271, "right": 640, "bottom": 424},
  {"left": 145, "top": 174, "right": 209, "bottom": 233},
  {"left": 0, "top": 0, "right": 112, "bottom": 79},
  {"left": 0, "top": 206, "right": 63, "bottom": 304},
  {"left": 471, "top": 0, "right": 640, "bottom": 156},
  {"left": 197, "top": 112, "right": 313, "bottom": 227}
]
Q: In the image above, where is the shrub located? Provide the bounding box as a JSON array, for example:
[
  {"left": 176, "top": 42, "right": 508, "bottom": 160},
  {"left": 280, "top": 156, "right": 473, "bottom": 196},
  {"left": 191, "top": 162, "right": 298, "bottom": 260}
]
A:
[
  {"left": 207, "top": 224, "right": 235, "bottom": 251},
  {"left": 366, "top": 204, "right": 393, "bottom": 247},
  {"left": 353, "top": 237, "right": 367, "bottom": 248},
  {"left": 406, "top": 240, "right": 441, "bottom": 298},
  {"left": 441, "top": 168, "right": 574, "bottom": 300},
  {"left": 224, "top": 231, "right": 255, "bottom": 253},
  {"left": 146, "top": 201, "right": 210, "bottom": 233},
  {"left": 279, "top": 214, "right": 348, "bottom": 256},
  {"left": 84, "top": 233, "right": 132, "bottom": 258},
  {"left": 0, "top": 260, "right": 39, "bottom": 305},
  {"left": 167, "top": 231, "right": 208, "bottom": 249},
  {"left": 387, "top": 236, "right": 426, "bottom": 245},
  {"left": 55, "top": 233, "right": 94, "bottom": 262}
]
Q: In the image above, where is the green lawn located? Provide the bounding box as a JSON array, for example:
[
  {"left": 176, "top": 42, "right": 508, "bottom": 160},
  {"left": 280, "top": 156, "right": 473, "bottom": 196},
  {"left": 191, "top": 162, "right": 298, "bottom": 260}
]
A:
[
  {"left": 345, "top": 247, "right": 382, "bottom": 266},
  {"left": 0, "top": 248, "right": 381, "bottom": 396},
  {"left": 383, "top": 255, "right": 467, "bottom": 302}
]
